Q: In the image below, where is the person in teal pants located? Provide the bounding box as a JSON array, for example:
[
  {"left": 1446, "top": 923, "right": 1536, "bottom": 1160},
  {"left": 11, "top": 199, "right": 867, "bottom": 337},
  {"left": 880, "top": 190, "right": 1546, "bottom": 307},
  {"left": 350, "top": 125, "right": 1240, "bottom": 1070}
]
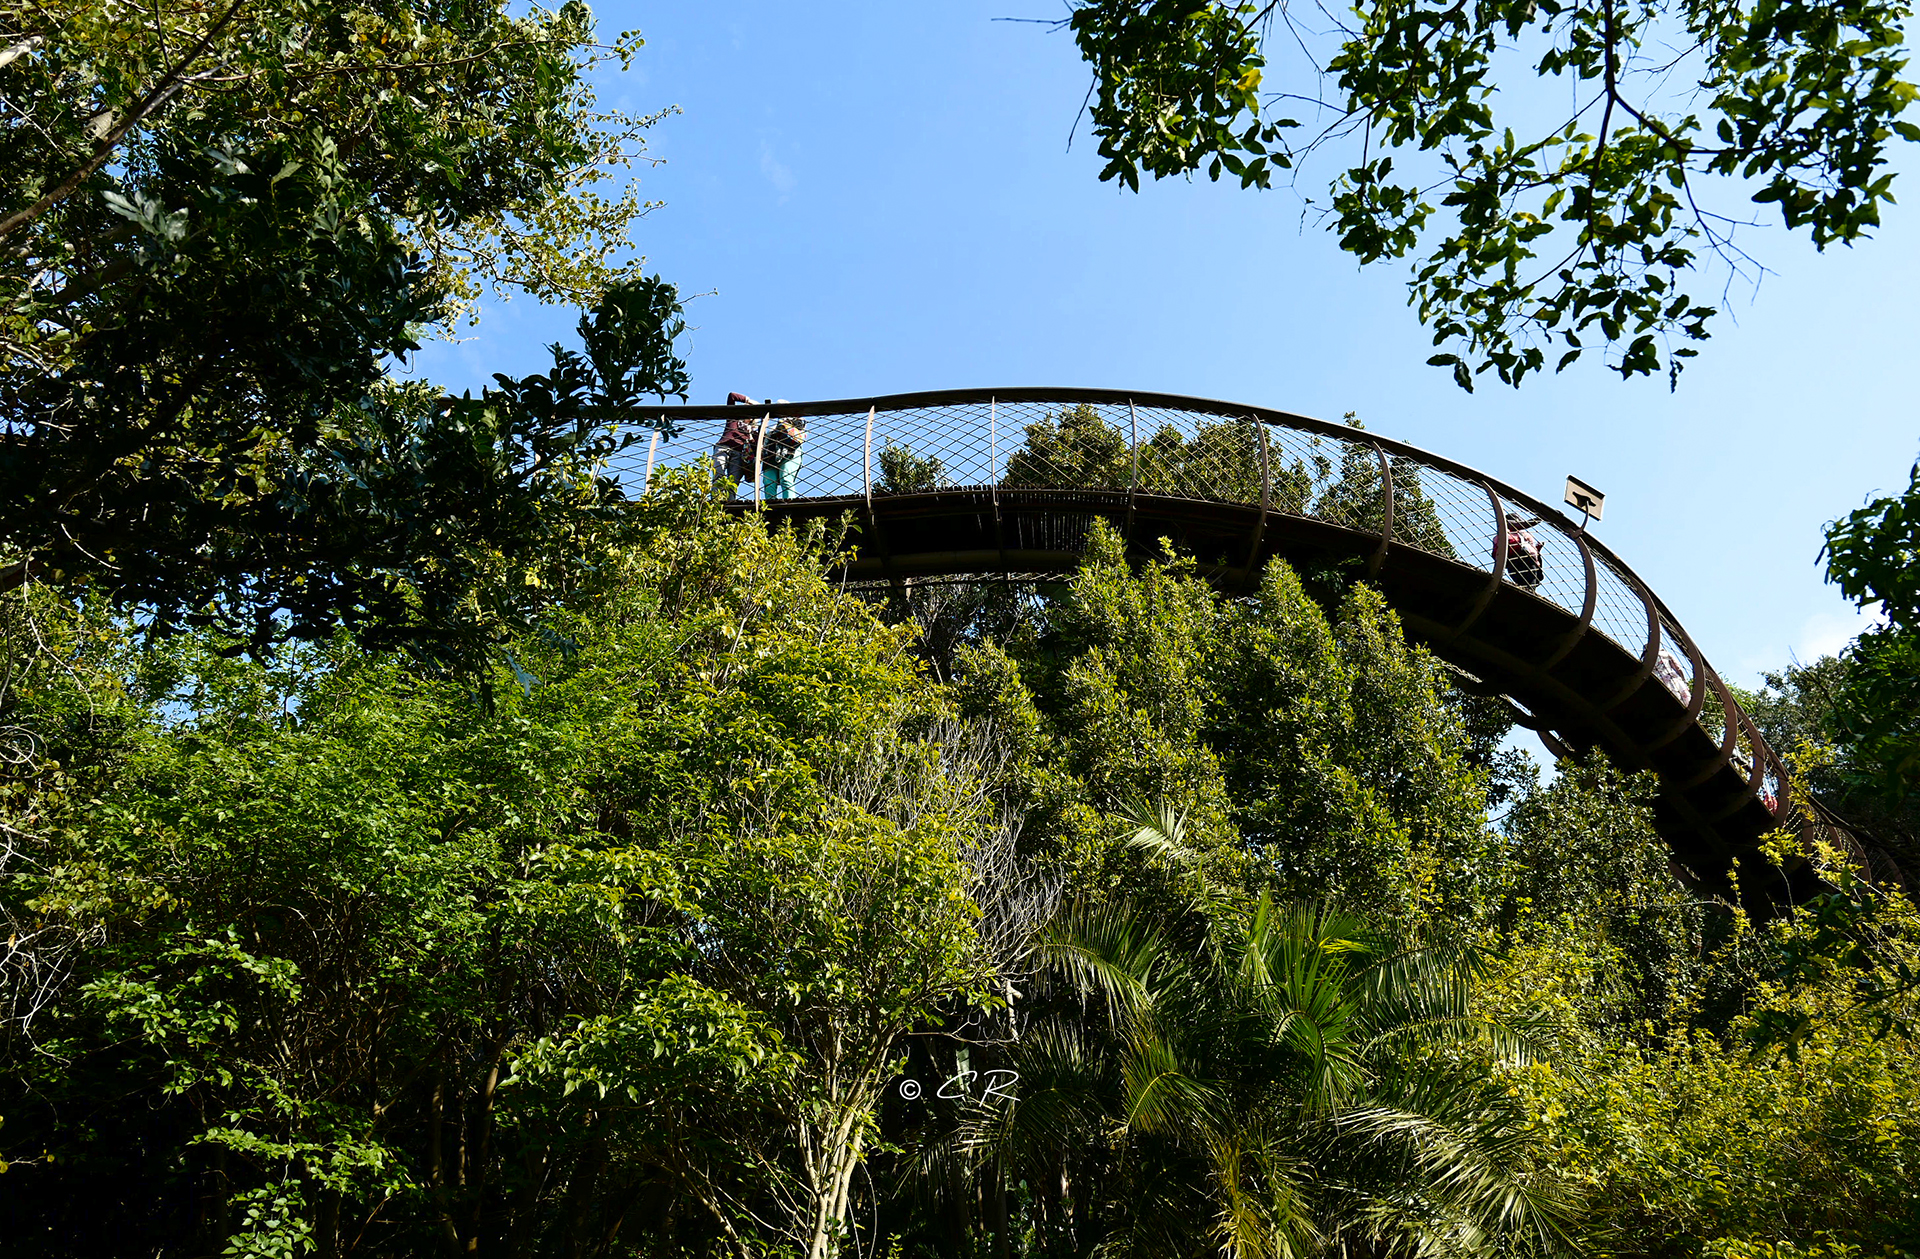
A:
[
  {"left": 761, "top": 416, "right": 806, "bottom": 500},
  {"left": 763, "top": 451, "right": 802, "bottom": 500}
]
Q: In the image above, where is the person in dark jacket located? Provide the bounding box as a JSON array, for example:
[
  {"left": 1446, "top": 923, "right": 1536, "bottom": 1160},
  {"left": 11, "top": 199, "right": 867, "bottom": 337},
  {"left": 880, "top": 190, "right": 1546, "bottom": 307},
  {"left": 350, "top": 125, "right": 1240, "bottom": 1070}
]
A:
[
  {"left": 713, "top": 392, "right": 759, "bottom": 483},
  {"left": 1495, "top": 511, "right": 1544, "bottom": 590}
]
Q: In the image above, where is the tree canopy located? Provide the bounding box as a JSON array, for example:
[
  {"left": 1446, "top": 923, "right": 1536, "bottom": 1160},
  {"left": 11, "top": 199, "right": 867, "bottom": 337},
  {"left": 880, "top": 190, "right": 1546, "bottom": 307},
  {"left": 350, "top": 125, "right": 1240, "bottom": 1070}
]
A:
[
  {"left": 1820, "top": 458, "right": 1920, "bottom": 801},
  {"left": 1061, "top": 0, "right": 1917, "bottom": 388},
  {"left": 3, "top": 493, "right": 1918, "bottom": 1256},
  {"left": 1, "top": 0, "right": 686, "bottom": 673},
  {"left": 3, "top": 7, "right": 1919, "bottom": 1256}
]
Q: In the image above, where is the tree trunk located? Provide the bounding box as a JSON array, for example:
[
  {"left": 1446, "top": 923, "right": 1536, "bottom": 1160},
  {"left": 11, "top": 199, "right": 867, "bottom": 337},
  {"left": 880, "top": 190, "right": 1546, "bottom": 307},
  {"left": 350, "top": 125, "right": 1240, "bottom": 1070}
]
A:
[
  {"left": 562, "top": 1132, "right": 606, "bottom": 1259},
  {"left": 803, "top": 1118, "right": 863, "bottom": 1259},
  {"left": 944, "top": 1155, "right": 972, "bottom": 1259},
  {"left": 799, "top": 1080, "right": 882, "bottom": 1259},
  {"left": 986, "top": 1165, "right": 1009, "bottom": 1259},
  {"left": 428, "top": 1075, "right": 469, "bottom": 1254}
]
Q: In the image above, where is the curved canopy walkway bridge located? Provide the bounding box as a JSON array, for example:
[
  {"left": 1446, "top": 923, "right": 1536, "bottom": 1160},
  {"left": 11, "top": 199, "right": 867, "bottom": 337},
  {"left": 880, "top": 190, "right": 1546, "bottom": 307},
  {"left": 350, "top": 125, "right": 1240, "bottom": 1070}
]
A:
[{"left": 626, "top": 388, "right": 1861, "bottom": 903}]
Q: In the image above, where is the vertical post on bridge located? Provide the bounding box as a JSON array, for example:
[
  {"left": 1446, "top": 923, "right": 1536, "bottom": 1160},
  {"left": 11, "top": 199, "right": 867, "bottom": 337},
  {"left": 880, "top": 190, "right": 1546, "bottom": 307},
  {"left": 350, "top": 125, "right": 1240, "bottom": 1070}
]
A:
[
  {"left": 1537, "top": 529, "right": 1599, "bottom": 674},
  {"left": 1646, "top": 621, "right": 1711, "bottom": 754},
  {"left": 1366, "top": 441, "right": 1393, "bottom": 578},
  {"left": 1242, "top": 417, "right": 1271, "bottom": 590},
  {"left": 644, "top": 426, "right": 659, "bottom": 496},
  {"left": 857, "top": 402, "right": 902, "bottom": 603},
  {"left": 1593, "top": 573, "right": 1662, "bottom": 716},
  {"left": 989, "top": 398, "right": 998, "bottom": 485},
  {"left": 753, "top": 411, "right": 768, "bottom": 508},
  {"left": 1123, "top": 400, "right": 1140, "bottom": 549},
  {"left": 1445, "top": 481, "right": 1509, "bottom": 643},
  {"left": 863, "top": 405, "right": 875, "bottom": 503},
  {"left": 989, "top": 397, "right": 1007, "bottom": 580}
]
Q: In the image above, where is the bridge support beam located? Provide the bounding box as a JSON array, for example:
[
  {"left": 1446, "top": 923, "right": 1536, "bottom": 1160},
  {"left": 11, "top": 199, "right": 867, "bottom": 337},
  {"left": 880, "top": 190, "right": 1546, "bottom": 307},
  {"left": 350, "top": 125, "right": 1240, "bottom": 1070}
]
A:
[
  {"left": 1443, "top": 481, "right": 1508, "bottom": 643},
  {"left": 1366, "top": 442, "right": 1393, "bottom": 579},
  {"left": 1123, "top": 400, "right": 1141, "bottom": 553},
  {"left": 1242, "top": 416, "right": 1271, "bottom": 592}
]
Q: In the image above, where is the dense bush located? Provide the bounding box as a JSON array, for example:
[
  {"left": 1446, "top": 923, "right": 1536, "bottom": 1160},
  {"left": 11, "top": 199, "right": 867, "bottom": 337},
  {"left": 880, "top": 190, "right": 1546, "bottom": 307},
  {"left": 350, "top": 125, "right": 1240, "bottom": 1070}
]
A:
[{"left": 3, "top": 501, "right": 1917, "bottom": 1257}]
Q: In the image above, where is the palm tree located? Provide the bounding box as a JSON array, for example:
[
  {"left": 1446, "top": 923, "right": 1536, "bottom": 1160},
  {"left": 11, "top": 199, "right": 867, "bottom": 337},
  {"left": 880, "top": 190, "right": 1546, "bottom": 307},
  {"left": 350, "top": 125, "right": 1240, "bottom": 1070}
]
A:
[{"left": 959, "top": 802, "right": 1572, "bottom": 1258}]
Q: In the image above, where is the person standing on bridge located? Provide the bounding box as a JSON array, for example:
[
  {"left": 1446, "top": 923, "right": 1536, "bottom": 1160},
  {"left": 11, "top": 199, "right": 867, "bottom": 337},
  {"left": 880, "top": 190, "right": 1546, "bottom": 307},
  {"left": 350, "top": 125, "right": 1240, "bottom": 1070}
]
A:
[
  {"left": 1654, "top": 648, "right": 1692, "bottom": 706},
  {"left": 761, "top": 413, "right": 806, "bottom": 500},
  {"left": 1496, "top": 511, "right": 1545, "bottom": 590},
  {"left": 715, "top": 392, "right": 759, "bottom": 485}
]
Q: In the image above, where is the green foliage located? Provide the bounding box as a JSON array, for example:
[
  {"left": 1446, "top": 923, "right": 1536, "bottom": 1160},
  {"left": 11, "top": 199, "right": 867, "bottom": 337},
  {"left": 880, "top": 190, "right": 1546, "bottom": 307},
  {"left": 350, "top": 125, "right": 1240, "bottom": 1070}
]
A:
[
  {"left": 0, "top": 488, "right": 989, "bottom": 1256},
  {"left": 1, "top": 0, "right": 686, "bottom": 673},
  {"left": 7, "top": 485, "right": 1920, "bottom": 1256},
  {"left": 954, "top": 520, "right": 1496, "bottom": 924},
  {"left": 1826, "top": 460, "right": 1920, "bottom": 628},
  {"left": 1489, "top": 757, "right": 1706, "bottom": 1026},
  {"left": 1820, "top": 459, "right": 1920, "bottom": 801},
  {"left": 1743, "top": 657, "right": 1919, "bottom": 883},
  {"left": 981, "top": 888, "right": 1571, "bottom": 1257},
  {"left": 1487, "top": 875, "right": 1920, "bottom": 1255},
  {"left": 1, "top": 0, "right": 661, "bottom": 338},
  {"left": 1465, "top": 753, "right": 1920, "bottom": 1257},
  {"left": 1064, "top": 0, "right": 1916, "bottom": 387}
]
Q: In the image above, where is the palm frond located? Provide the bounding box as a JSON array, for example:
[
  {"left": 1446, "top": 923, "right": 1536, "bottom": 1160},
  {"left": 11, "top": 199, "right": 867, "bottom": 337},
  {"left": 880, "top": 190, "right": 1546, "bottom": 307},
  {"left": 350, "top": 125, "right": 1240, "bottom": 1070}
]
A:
[
  {"left": 1118, "top": 794, "right": 1193, "bottom": 863},
  {"left": 1330, "top": 1098, "right": 1579, "bottom": 1251},
  {"left": 1206, "top": 1130, "right": 1322, "bottom": 1259},
  {"left": 1119, "top": 1029, "right": 1226, "bottom": 1137},
  {"left": 1036, "top": 900, "right": 1181, "bottom": 1019}
]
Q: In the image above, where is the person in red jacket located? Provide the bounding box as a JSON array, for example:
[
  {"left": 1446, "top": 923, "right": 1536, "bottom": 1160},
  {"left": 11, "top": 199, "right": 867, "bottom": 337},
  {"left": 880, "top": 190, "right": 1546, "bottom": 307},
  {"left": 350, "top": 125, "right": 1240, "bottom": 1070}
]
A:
[
  {"left": 713, "top": 392, "right": 760, "bottom": 484},
  {"left": 1495, "top": 511, "right": 1544, "bottom": 590}
]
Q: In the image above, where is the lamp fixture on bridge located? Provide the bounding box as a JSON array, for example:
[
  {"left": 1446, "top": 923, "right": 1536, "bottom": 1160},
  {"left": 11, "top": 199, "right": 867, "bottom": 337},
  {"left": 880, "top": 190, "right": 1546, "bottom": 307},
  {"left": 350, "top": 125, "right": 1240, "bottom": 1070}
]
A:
[{"left": 1564, "top": 475, "right": 1604, "bottom": 529}]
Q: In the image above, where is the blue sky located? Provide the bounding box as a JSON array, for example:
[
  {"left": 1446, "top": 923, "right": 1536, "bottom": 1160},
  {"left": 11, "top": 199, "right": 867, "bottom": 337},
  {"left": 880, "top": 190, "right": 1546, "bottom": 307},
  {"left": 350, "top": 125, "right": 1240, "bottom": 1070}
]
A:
[{"left": 410, "top": 3, "right": 1920, "bottom": 687}]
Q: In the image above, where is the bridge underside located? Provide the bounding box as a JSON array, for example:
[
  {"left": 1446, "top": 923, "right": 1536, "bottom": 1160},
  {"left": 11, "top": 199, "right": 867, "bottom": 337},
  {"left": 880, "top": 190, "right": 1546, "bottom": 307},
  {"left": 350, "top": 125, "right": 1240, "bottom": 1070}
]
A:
[{"left": 745, "top": 488, "right": 1804, "bottom": 901}]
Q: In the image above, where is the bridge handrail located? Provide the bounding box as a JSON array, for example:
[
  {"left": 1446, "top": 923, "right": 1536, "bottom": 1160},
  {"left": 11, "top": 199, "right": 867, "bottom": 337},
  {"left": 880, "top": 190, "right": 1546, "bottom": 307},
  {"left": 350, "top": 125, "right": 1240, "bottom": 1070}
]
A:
[{"left": 618, "top": 387, "right": 1786, "bottom": 822}]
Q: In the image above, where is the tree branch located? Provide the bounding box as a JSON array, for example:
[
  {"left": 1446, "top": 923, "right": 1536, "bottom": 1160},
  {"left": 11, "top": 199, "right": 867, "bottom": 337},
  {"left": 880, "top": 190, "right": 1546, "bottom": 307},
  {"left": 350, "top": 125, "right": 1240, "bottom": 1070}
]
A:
[{"left": 0, "top": 0, "right": 249, "bottom": 241}]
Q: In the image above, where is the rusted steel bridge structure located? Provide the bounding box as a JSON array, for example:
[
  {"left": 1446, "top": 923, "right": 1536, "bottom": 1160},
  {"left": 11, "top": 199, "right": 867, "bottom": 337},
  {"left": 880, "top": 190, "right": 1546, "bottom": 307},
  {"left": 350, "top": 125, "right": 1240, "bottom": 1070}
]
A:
[{"left": 625, "top": 387, "right": 1853, "bottom": 902}]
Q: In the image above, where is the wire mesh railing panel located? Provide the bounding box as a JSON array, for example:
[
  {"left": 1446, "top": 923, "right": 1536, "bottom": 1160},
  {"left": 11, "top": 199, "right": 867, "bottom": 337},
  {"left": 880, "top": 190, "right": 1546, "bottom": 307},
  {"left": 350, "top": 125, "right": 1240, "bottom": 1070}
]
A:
[
  {"left": 745, "top": 410, "right": 862, "bottom": 500},
  {"left": 609, "top": 409, "right": 881, "bottom": 500},
  {"left": 1401, "top": 465, "right": 1501, "bottom": 573},
  {"left": 1262, "top": 427, "right": 1341, "bottom": 519},
  {"left": 1126, "top": 406, "right": 1263, "bottom": 505},
  {"left": 876, "top": 402, "right": 996, "bottom": 491},
  {"left": 1589, "top": 555, "right": 1654, "bottom": 662},
  {"left": 608, "top": 419, "right": 702, "bottom": 492},
  {"left": 1525, "top": 526, "right": 1588, "bottom": 618},
  {"left": 792, "top": 410, "right": 873, "bottom": 498},
  {"left": 1760, "top": 763, "right": 1782, "bottom": 814},
  {"left": 1203, "top": 416, "right": 1272, "bottom": 506},
  {"left": 1701, "top": 680, "right": 1733, "bottom": 747},
  {"left": 1369, "top": 456, "right": 1448, "bottom": 559},
  {"left": 996, "top": 399, "right": 1135, "bottom": 493},
  {"left": 1731, "top": 720, "right": 1763, "bottom": 795},
  {"left": 1306, "top": 434, "right": 1392, "bottom": 534}
]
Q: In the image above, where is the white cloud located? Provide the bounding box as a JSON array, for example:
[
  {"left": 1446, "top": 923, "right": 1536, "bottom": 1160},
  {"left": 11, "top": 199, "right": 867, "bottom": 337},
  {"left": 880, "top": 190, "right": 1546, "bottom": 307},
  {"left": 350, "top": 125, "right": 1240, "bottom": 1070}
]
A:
[
  {"left": 1794, "top": 605, "right": 1885, "bottom": 663},
  {"left": 759, "top": 141, "right": 795, "bottom": 198},
  {"left": 1728, "top": 604, "right": 1886, "bottom": 686}
]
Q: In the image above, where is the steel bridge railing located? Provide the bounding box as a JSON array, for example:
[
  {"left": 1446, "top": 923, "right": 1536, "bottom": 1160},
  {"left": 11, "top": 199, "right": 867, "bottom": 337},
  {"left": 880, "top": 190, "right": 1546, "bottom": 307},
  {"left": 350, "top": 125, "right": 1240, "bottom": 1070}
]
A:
[{"left": 614, "top": 387, "right": 1788, "bottom": 830}]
